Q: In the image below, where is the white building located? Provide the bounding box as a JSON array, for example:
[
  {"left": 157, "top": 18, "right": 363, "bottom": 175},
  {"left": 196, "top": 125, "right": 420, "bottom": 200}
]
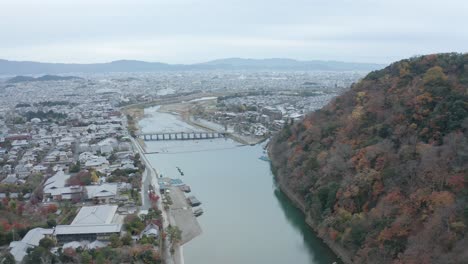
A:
[
  {"left": 54, "top": 205, "right": 122, "bottom": 244},
  {"left": 9, "top": 228, "right": 54, "bottom": 262}
]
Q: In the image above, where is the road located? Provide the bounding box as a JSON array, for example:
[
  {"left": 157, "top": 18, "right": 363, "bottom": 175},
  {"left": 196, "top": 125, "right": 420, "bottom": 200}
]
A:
[{"left": 129, "top": 136, "right": 176, "bottom": 264}]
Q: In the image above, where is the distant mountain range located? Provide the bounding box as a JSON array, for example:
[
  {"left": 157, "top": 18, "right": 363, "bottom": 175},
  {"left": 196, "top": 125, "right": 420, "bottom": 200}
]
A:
[{"left": 0, "top": 58, "right": 386, "bottom": 75}]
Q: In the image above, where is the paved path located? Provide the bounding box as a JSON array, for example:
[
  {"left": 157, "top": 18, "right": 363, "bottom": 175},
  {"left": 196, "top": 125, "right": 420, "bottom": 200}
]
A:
[
  {"left": 168, "top": 186, "right": 202, "bottom": 245},
  {"left": 130, "top": 137, "right": 175, "bottom": 264}
]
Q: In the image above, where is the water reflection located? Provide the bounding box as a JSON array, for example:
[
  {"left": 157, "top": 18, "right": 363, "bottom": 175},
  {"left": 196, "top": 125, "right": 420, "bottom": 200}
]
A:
[{"left": 274, "top": 189, "right": 341, "bottom": 264}]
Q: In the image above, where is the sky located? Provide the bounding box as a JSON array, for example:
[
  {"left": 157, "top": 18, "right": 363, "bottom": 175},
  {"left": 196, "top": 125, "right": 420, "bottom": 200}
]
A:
[{"left": 0, "top": 0, "right": 467, "bottom": 64}]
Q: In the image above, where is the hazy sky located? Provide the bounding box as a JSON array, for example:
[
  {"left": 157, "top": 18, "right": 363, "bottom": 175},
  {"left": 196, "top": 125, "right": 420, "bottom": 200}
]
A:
[{"left": 1, "top": 0, "right": 467, "bottom": 64}]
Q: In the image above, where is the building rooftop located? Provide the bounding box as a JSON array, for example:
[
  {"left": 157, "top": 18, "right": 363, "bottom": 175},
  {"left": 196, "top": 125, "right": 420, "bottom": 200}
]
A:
[
  {"left": 9, "top": 228, "right": 53, "bottom": 262},
  {"left": 71, "top": 204, "right": 118, "bottom": 225},
  {"left": 85, "top": 184, "right": 118, "bottom": 199},
  {"left": 43, "top": 170, "right": 70, "bottom": 191},
  {"left": 55, "top": 224, "right": 122, "bottom": 235}
]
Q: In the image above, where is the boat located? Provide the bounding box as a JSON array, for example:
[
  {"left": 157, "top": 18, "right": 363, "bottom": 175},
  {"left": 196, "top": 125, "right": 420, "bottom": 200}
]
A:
[
  {"left": 193, "top": 208, "right": 204, "bottom": 217},
  {"left": 179, "top": 185, "right": 191, "bottom": 193},
  {"left": 176, "top": 166, "right": 184, "bottom": 176},
  {"left": 259, "top": 156, "right": 270, "bottom": 162},
  {"left": 187, "top": 195, "right": 201, "bottom": 206}
]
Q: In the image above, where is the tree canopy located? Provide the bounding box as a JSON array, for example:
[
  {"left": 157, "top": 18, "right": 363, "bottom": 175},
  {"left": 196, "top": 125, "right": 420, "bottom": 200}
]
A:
[{"left": 270, "top": 53, "right": 468, "bottom": 263}]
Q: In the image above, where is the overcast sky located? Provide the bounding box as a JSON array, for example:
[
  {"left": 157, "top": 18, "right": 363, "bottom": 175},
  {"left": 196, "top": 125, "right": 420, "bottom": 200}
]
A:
[{"left": 0, "top": 0, "right": 467, "bottom": 64}]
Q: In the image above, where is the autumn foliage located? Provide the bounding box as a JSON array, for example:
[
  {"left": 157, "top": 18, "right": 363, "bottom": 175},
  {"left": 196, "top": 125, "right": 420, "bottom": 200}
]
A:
[{"left": 270, "top": 53, "right": 467, "bottom": 263}]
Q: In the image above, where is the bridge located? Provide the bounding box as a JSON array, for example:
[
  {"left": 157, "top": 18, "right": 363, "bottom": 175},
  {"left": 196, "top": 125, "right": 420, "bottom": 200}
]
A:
[{"left": 138, "top": 131, "right": 230, "bottom": 141}]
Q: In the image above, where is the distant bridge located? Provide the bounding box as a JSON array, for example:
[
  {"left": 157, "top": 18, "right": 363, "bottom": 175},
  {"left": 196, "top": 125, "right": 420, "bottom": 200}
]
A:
[{"left": 138, "top": 131, "right": 230, "bottom": 141}]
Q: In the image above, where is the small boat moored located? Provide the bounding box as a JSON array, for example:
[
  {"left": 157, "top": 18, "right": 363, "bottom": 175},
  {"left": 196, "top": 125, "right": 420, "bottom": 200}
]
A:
[
  {"left": 187, "top": 195, "right": 201, "bottom": 206},
  {"left": 179, "top": 185, "right": 191, "bottom": 193},
  {"left": 193, "top": 208, "right": 204, "bottom": 217}
]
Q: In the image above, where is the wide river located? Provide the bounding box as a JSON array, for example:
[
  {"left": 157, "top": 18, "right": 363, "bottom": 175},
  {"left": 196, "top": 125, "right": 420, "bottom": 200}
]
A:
[{"left": 139, "top": 106, "right": 340, "bottom": 264}]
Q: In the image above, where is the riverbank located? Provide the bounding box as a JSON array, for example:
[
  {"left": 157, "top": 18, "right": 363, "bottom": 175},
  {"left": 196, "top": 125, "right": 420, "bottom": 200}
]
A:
[
  {"left": 269, "top": 151, "right": 353, "bottom": 264},
  {"left": 123, "top": 94, "right": 268, "bottom": 146},
  {"left": 128, "top": 107, "right": 208, "bottom": 264},
  {"left": 128, "top": 136, "right": 178, "bottom": 264},
  {"left": 158, "top": 103, "right": 267, "bottom": 145},
  {"left": 132, "top": 103, "right": 341, "bottom": 264}
]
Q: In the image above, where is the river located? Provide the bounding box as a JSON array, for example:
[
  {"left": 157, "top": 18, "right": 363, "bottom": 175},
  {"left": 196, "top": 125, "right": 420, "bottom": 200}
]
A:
[{"left": 139, "top": 106, "right": 340, "bottom": 264}]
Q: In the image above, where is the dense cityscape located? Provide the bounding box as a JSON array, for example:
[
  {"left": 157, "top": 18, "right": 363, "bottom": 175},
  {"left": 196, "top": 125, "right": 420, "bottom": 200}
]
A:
[{"left": 0, "top": 70, "right": 366, "bottom": 263}]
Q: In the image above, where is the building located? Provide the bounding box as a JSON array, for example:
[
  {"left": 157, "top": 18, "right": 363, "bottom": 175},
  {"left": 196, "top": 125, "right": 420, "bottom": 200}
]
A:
[
  {"left": 43, "top": 170, "right": 72, "bottom": 200},
  {"left": 54, "top": 205, "right": 122, "bottom": 244},
  {"left": 85, "top": 183, "right": 118, "bottom": 203},
  {"left": 140, "top": 223, "right": 159, "bottom": 239},
  {"left": 2, "top": 174, "right": 17, "bottom": 184},
  {"left": 84, "top": 156, "right": 109, "bottom": 170},
  {"left": 55, "top": 224, "right": 122, "bottom": 244},
  {"left": 71, "top": 204, "right": 117, "bottom": 225},
  {"left": 9, "top": 228, "right": 54, "bottom": 262},
  {"left": 261, "top": 107, "right": 283, "bottom": 120}
]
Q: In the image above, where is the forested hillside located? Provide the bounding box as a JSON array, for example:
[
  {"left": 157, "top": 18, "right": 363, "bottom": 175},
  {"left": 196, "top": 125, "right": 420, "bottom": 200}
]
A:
[{"left": 270, "top": 53, "right": 468, "bottom": 263}]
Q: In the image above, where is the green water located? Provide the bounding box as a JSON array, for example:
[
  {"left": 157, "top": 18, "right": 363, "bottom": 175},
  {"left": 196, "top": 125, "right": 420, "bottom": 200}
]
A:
[{"left": 141, "top": 108, "right": 339, "bottom": 264}]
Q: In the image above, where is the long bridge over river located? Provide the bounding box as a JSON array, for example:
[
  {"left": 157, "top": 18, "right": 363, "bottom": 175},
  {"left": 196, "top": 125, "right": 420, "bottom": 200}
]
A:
[{"left": 138, "top": 131, "right": 230, "bottom": 141}]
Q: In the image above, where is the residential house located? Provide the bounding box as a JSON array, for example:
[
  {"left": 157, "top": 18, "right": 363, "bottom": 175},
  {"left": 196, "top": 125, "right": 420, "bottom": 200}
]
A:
[{"left": 140, "top": 223, "right": 159, "bottom": 239}]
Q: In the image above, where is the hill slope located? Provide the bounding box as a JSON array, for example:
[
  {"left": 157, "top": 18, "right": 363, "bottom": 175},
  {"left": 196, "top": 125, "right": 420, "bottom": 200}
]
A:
[{"left": 270, "top": 53, "right": 468, "bottom": 263}]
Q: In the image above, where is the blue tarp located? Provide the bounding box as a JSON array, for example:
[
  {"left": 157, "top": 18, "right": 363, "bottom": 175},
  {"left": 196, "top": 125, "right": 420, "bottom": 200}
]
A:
[{"left": 170, "top": 179, "right": 184, "bottom": 186}]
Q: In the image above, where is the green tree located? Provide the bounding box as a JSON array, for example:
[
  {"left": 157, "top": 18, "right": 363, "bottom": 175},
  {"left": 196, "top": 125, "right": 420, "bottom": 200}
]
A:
[
  {"left": 124, "top": 214, "right": 145, "bottom": 235},
  {"left": 24, "top": 246, "right": 57, "bottom": 264},
  {"left": 80, "top": 251, "right": 92, "bottom": 264},
  {"left": 167, "top": 225, "right": 182, "bottom": 249},
  {"left": 69, "top": 162, "right": 81, "bottom": 173},
  {"left": 109, "top": 234, "right": 122, "bottom": 248},
  {"left": 121, "top": 233, "right": 132, "bottom": 246},
  {"left": 38, "top": 237, "right": 55, "bottom": 250},
  {"left": 423, "top": 66, "right": 447, "bottom": 85},
  {"left": 46, "top": 218, "right": 57, "bottom": 228},
  {"left": 139, "top": 249, "right": 158, "bottom": 264},
  {"left": 0, "top": 252, "right": 15, "bottom": 264},
  {"left": 95, "top": 253, "right": 106, "bottom": 264}
]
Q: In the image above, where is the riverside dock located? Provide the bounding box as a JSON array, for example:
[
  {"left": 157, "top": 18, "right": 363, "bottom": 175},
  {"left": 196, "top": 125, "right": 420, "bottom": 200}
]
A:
[{"left": 167, "top": 186, "right": 202, "bottom": 245}]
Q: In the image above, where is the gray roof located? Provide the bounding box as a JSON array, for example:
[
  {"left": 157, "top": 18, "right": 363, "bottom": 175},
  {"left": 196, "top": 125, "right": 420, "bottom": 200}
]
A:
[
  {"left": 63, "top": 241, "right": 88, "bottom": 249},
  {"left": 17, "top": 228, "right": 53, "bottom": 246},
  {"left": 9, "top": 228, "right": 54, "bottom": 262},
  {"left": 85, "top": 184, "right": 118, "bottom": 199},
  {"left": 43, "top": 170, "right": 70, "bottom": 191},
  {"left": 141, "top": 223, "right": 159, "bottom": 238},
  {"left": 71, "top": 205, "right": 118, "bottom": 225},
  {"left": 55, "top": 224, "right": 122, "bottom": 235},
  {"left": 2, "top": 174, "right": 17, "bottom": 184},
  {"left": 88, "top": 240, "right": 107, "bottom": 249}
]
